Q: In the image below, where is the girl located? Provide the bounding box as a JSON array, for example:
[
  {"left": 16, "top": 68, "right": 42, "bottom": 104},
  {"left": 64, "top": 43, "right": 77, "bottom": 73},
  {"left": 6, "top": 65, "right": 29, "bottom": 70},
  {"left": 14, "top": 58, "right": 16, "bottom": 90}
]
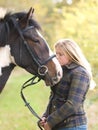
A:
[{"left": 39, "top": 39, "right": 95, "bottom": 130}]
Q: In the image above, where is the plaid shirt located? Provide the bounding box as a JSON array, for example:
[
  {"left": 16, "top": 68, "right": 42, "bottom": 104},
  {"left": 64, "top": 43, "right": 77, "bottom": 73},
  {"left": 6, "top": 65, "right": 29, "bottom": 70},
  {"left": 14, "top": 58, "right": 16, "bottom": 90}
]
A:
[{"left": 43, "top": 62, "right": 90, "bottom": 129}]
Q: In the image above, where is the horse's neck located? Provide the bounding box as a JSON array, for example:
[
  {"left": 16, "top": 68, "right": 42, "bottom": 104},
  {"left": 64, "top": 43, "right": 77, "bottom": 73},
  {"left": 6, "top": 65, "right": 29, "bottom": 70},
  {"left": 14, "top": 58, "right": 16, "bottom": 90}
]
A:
[
  {"left": 0, "top": 23, "right": 7, "bottom": 46},
  {"left": 0, "top": 64, "right": 15, "bottom": 93}
]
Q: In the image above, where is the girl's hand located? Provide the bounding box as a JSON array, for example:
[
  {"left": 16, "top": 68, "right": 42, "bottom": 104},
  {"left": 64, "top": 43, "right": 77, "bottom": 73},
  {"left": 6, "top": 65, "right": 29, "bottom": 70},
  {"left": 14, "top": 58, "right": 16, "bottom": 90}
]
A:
[
  {"left": 43, "top": 122, "right": 51, "bottom": 130},
  {"left": 39, "top": 117, "right": 46, "bottom": 127}
]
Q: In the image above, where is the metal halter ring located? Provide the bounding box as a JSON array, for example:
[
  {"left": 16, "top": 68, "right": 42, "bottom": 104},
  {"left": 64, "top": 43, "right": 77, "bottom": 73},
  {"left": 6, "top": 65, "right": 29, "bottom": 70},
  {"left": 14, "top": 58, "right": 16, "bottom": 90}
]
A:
[{"left": 38, "top": 65, "right": 48, "bottom": 76}]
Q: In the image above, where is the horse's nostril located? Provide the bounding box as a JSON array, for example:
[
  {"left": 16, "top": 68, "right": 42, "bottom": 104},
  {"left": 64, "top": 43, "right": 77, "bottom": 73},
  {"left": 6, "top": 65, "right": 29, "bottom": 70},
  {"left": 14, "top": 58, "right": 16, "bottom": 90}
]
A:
[
  {"left": 53, "top": 71, "right": 62, "bottom": 82},
  {"left": 58, "top": 71, "right": 61, "bottom": 77},
  {"left": 53, "top": 77, "right": 58, "bottom": 82}
]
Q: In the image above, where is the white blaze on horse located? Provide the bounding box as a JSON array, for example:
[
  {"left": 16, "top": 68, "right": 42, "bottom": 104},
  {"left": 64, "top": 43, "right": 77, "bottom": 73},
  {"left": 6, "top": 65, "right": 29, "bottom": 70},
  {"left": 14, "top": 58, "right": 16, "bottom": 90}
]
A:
[{"left": 0, "top": 7, "right": 62, "bottom": 93}]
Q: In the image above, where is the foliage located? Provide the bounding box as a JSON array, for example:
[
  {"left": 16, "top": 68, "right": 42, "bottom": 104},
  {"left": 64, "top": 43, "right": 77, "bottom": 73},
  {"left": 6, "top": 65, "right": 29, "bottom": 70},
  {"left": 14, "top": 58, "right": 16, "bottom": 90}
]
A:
[
  {"left": 0, "top": 0, "right": 98, "bottom": 130},
  {"left": 0, "top": 68, "right": 50, "bottom": 130}
]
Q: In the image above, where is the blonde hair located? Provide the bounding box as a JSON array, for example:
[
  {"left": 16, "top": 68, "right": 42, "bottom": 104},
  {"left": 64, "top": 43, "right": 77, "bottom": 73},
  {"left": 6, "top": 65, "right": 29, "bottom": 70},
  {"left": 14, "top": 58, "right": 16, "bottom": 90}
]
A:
[{"left": 55, "top": 39, "right": 96, "bottom": 89}]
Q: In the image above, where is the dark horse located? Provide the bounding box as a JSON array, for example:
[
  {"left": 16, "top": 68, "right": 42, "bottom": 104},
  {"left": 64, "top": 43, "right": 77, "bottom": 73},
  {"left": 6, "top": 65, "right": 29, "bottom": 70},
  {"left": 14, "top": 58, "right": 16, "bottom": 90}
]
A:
[{"left": 0, "top": 7, "right": 62, "bottom": 93}]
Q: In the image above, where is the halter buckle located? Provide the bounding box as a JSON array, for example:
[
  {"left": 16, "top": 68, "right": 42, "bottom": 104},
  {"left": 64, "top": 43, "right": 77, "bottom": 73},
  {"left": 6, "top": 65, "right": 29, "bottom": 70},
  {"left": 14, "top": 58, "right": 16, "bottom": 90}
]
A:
[{"left": 38, "top": 65, "right": 48, "bottom": 76}]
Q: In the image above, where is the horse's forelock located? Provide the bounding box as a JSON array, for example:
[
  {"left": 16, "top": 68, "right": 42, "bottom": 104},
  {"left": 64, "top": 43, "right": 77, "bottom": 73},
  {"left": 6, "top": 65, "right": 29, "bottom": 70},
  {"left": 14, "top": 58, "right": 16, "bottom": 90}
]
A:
[
  {"left": 29, "top": 19, "right": 41, "bottom": 30},
  {"left": 0, "top": 11, "right": 41, "bottom": 31},
  {"left": 11, "top": 12, "right": 26, "bottom": 20},
  {"left": 0, "top": 11, "right": 41, "bottom": 45},
  {"left": 13, "top": 12, "right": 41, "bottom": 30}
]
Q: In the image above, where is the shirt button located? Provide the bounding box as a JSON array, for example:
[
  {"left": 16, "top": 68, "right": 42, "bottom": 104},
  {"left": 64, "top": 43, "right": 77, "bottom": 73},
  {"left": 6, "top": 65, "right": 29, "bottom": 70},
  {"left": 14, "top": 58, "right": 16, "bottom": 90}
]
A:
[{"left": 53, "top": 105, "right": 56, "bottom": 108}]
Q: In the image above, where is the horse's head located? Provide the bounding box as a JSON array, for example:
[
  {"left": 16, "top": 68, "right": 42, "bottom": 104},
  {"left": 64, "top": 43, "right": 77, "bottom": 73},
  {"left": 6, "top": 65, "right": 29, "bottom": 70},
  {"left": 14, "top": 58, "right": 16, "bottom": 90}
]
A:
[{"left": 1, "top": 7, "right": 62, "bottom": 87}]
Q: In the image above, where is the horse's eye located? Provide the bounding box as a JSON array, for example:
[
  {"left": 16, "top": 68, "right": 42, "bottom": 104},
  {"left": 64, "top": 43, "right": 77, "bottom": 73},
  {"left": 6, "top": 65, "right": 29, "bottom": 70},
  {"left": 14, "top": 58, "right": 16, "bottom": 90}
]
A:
[{"left": 32, "top": 39, "right": 39, "bottom": 43}]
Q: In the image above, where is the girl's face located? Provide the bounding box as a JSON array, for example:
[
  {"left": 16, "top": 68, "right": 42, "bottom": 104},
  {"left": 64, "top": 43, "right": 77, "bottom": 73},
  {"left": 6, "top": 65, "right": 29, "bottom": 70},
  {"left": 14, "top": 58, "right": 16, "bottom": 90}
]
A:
[{"left": 55, "top": 47, "right": 71, "bottom": 66}]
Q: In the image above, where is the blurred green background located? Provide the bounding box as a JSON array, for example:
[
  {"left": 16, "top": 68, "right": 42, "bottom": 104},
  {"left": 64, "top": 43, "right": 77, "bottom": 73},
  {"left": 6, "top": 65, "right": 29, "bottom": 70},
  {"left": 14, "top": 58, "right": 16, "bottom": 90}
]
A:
[{"left": 0, "top": 0, "right": 98, "bottom": 130}]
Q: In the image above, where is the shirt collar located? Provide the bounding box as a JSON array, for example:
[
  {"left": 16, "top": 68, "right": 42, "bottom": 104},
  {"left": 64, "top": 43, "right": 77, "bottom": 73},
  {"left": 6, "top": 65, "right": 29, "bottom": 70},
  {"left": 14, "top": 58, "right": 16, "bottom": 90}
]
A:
[{"left": 64, "top": 62, "right": 79, "bottom": 69}]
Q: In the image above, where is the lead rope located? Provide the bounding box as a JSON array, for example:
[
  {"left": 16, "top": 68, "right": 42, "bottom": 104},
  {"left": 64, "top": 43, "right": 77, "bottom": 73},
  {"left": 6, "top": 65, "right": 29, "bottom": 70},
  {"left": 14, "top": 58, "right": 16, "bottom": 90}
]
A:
[{"left": 20, "top": 76, "right": 43, "bottom": 130}]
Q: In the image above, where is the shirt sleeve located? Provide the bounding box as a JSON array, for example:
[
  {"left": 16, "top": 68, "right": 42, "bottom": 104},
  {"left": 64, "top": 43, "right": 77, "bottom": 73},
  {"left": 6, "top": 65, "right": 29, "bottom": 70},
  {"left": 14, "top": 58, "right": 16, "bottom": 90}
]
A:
[
  {"left": 47, "top": 71, "right": 90, "bottom": 128},
  {"left": 42, "top": 91, "right": 53, "bottom": 117}
]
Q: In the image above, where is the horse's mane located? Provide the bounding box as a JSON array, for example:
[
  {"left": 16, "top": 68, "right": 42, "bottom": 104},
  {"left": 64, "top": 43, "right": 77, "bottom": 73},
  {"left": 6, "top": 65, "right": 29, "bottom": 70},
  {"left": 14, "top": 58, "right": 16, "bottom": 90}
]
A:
[
  {"left": 0, "top": 11, "right": 41, "bottom": 29},
  {"left": 0, "top": 11, "right": 41, "bottom": 46}
]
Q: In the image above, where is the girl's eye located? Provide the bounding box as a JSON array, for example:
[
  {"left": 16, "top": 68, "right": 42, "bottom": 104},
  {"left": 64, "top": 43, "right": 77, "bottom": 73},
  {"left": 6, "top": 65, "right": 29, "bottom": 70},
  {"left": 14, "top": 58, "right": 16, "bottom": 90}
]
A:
[{"left": 57, "top": 53, "right": 64, "bottom": 56}]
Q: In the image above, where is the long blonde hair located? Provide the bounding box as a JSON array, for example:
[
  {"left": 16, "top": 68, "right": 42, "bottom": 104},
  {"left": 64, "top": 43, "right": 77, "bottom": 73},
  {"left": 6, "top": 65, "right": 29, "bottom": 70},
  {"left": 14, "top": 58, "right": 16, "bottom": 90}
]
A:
[{"left": 55, "top": 39, "right": 96, "bottom": 89}]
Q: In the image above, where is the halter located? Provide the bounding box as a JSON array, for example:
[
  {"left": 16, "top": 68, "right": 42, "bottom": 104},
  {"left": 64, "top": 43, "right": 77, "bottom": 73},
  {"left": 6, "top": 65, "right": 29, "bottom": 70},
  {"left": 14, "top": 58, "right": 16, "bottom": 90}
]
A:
[
  {"left": 20, "top": 76, "right": 43, "bottom": 130},
  {"left": 14, "top": 23, "right": 56, "bottom": 129},
  {"left": 20, "top": 25, "right": 56, "bottom": 76},
  {"left": 10, "top": 17, "right": 56, "bottom": 76}
]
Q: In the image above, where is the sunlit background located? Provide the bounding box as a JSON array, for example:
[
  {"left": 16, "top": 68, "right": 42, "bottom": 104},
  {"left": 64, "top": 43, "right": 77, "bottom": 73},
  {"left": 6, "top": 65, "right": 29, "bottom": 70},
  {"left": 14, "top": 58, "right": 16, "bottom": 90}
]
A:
[{"left": 0, "top": 0, "right": 98, "bottom": 130}]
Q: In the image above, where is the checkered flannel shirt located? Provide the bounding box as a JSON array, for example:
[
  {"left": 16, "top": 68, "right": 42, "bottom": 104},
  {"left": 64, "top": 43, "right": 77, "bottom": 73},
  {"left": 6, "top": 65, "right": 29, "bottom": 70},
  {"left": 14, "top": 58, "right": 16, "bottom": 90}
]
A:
[{"left": 43, "top": 62, "right": 90, "bottom": 129}]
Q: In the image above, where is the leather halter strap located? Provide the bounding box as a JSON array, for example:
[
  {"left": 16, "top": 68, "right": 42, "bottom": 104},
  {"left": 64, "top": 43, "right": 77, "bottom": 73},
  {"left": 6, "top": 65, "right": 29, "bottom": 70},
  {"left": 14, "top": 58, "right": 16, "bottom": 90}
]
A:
[
  {"left": 10, "top": 19, "right": 56, "bottom": 130},
  {"left": 6, "top": 16, "right": 56, "bottom": 74},
  {"left": 20, "top": 76, "right": 43, "bottom": 130},
  {"left": 17, "top": 25, "right": 56, "bottom": 76}
]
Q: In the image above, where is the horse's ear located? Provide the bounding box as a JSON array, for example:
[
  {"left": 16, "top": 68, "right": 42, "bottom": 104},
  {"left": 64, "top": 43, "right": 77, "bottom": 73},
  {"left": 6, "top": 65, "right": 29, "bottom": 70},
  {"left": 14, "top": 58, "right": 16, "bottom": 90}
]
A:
[
  {"left": 19, "top": 7, "right": 34, "bottom": 28},
  {"left": 27, "top": 7, "right": 34, "bottom": 20}
]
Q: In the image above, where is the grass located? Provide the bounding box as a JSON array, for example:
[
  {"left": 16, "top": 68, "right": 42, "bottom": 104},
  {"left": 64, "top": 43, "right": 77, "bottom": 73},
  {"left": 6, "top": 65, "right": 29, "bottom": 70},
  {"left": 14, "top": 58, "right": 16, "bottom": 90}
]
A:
[
  {"left": 0, "top": 67, "right": 98, "bottom": 130},
  {"left": 0, "top": 67, "right": 50, "bottom": 130}
]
